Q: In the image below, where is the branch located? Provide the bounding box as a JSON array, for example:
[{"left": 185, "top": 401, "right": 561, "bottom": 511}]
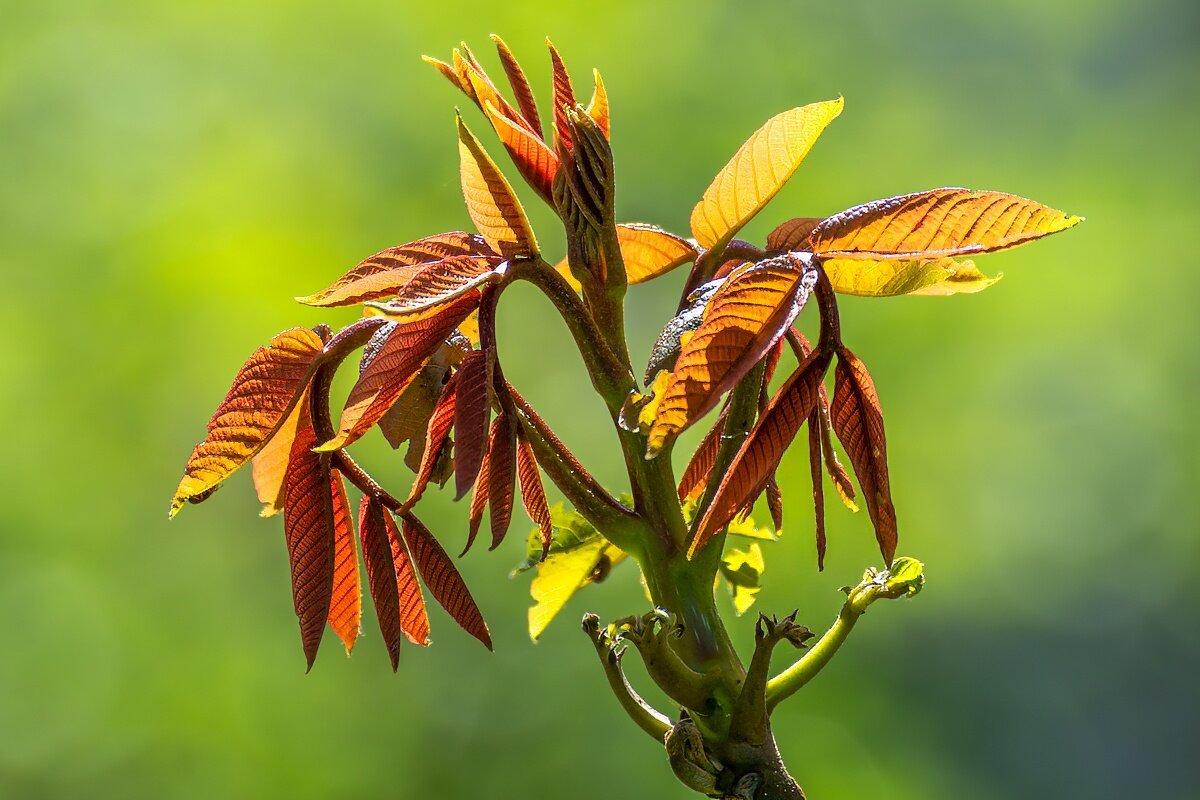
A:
[
  {"left": 764, "top": 558, "right": 925, "bottom": 713},
  {"left": 582, "top": 613, "right": 672, "bottom": 741}
]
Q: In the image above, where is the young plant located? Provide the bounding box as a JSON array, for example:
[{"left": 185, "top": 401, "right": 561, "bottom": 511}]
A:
[{"left": 169, "top": 37, "right": 1080, "bottom": 799}]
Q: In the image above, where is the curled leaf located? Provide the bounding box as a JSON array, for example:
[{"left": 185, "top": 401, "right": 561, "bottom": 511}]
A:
[
  {"left": 690, "top": 99, "right": 843, "bottom": 252},
  {"left": 401, "top": 512, "right": 492, "bottom": 650},
  {"left": 171, "top": 328, "right": 324, "bottom": 517},
  {"left": 766, "top": 217, "right": 822, "bottom": 252},
  {"left": 809, "top": 188, "right": 1082, "bottom": 260}
]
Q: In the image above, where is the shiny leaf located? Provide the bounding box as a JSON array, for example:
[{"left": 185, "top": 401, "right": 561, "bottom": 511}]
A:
[
  {"left": 487, "top": 412, "right": 518, "bottom": 550},
  {"left": 481, "top": 99, "right": 558, "bottom": 204},
  {"left": 171, "top": 328, "right": 324, "bottom": 517},
  {"left": 400, "top": 512, "right": 492, "bottom": 649},
  {"left": 690, "top": 99, "right": 843, "bottom": 252},
  {"left": 251, "top": 386, "right": 308, "bottom": 518},
  {"left": 809, "top": 188, "right": 1082, "bottom": 260}
]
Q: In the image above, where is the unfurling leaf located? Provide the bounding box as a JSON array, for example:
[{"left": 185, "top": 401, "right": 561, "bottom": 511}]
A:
[
  {"left": 457, "top": 113, "right": 538, "bottom": 258},
  {"left": 282, "top": 411, "right": 335, "bottom": 670},
  {"left": 766, "top": 217, "right": 823, "bottom": 252},
  {"left": 690, "top": 99, "right": 843, "bottom": 252},
  {"left": 692, "top": 348, "right": 830, "bottom": 556},
  {"left": 453, "top": 349, "right": 491, "bottom": 500},
  {"left": 252, "top": 386, "right": 309, "bottom": 518},
  {"left": 487, "top": 412, "right": 518, "bottom": 550},
  {"left": 720, "top": 543, "right": 765, "bottom": 616},
  {"left": 327, "top": 470, "right": 361, "bottom": 654},
  {"left": 648, "top": 255, "right": 817, "bottom": 458},
  {"left": 171, "top": 327, "right": 325, "bottom": 517},
  {"left": 320, "top": 293, "right": 478, "bottom": 451},
  {"left": 516, "top": 432, "right": 553, "bottom": 558},
  {"left": 400, "top": 512, "right": 492, "bottom": 650},
  {"left": 481, "top": 100, "right": 558, "bottom": 204},
  {"left": 490, "top": 34, "right": 543, "bottom": 137},
  {"left": 296, "top": 233, "right": 493, "bottom": 307},
  {"left": 521, "top": 505, "right": 627, "bottom": 640},
  {"left": 586, "top": 69, "right": 610, "bottom": 139},
  {"left": 405, "top": 371, "right": 459, "bottom": 506},
  {"left": 809, "top": 188, "right": 1082, "bottom": 260},
  {"left": 831, "top": 347, "right": 898, "bottom": 564},
  {"left": 546, "top": 39, "right": 577, "bottom": 151}
]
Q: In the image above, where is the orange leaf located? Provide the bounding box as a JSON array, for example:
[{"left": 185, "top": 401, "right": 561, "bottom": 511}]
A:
[
  {"left": 692, "top": 348, "right": 830, "bottom": 556},
  {"left": 378, "top": 254, "right": 504, "bottom": 318},
  {"left": 678, "top": 405, "right": 728, "bottom": 503},
  {"left": 491, "top": 34, "right": 543, "bottom": 138},
  {"left": 405, "top": 371, "right": 459, "bottom": 506},
  {"left": 282, "top": 411, "right": 335, "bottom": 670},
  {"left": 457, "top": 113, "right": 538, "bottom": 258},
  {"left": 296, "top": 233, "right": 493, "bottom": 307},
  {"left": 487, "top": 412, "right": 517, "bottom": 550},
  {"left": 766, "top": 217, "right": 823, "bottom": 252},
  {"left": 481, "top": 100, "right": 558, "bottom": 204},
  {"left": 400, "top": 512, "right": 492, "bottom": 650},
  {"left": 830, "top": 346, "right": 898, "bottom": 564},
  {"left": 327, "top": 470, "right": 361, "bottom": 654},
  {"left": 384, "top": 505, "right": 430, "bottom": 648},
  {"left": 251, "top": 386, "right": 309, "bottom": 518},
  {"left": 460, "top": 55, "right": 537, "bottom": 140},
  {"left": 516, "top": 432, "right": 553, "bottom": 558},
  {"left": 453, "top": 349, "right": 491, "bottom": 499},
  {"left": 320, "top": 293, "right": 478, "bottom": 452},
  {"left": 690, "top": 99, "right": 843, "bottom": 252},
  {"left": 648, "top": 256, "right": 817, "bottom": 457},
  {"left": 423, "top": 54, "right": 468, "bottom": 95},
  {"left": 171, "top": 328, "right": 324, "bottom": 517},
  {"left": 359, "top": 497, "right": 428, "bottom": 671},
  {"left": 809, "top": 188, "right": 1082, "bottom": 260},
  {"left": 586, "top": 69, "right": 610, "bottom": 139},
  {"left": 464, "top": 447, "right": 491, "bottom": 557},
  {"left": 546, "top": 39, "right": 577, "bottom": 151}
]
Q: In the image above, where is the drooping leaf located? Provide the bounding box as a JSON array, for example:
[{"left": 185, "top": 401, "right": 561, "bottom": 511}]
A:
[
  {"left": 359, "top": 498, "right": 428, "bottom": 671},
  {"left": 171, "top": 327, "right": 325, "bottom": 517},
  {"left": 678, "top": 405, "right": 728, "bottom": 502},
  {"left": 648, "top": 256, "right": 817, "bottom": 457},
  {"left": 808, "top": 406, "right": 827, "bottom": 570},
  {"left": 405, "top": 370, "right": 459, "bottom": 506},
  {"left": 481, "top": 100, "right": 558, "bottom": 204},
  {"left": 911, "top": 260, "right": 1002, "bottom": 296},
  {"left": 487, "top": 412, "right": 518, "bottom": 550},
  {"left": 690, "top": 99, "right": 844, "bottom": 252},
  {"left": 319, "top": 293, "right": 478, "bottom": 452},
  {"left": 400, "top": 512, "right": 492, "bottom": 650},
  {"left": 521, "top": 505, "right": 627, "bottom": 640},
  {"left": 457, "top": 113, "right": 538, "bottom": 258},
  {"left": 252, "top": 386, "right": 309, "bottom": 518},
  {"left": 515, "top": 432, "right": 553, "bottom": 558},
  {"left": 282, "top": 411, "right": 335, "bottom": 670},
  {"left": 385, "top": 505, "right": 431, "bottom": 648},
  {"left": 491, "top": 34, "right": 543, "bottom": 137},
  {"left": 766, "top": 480, "right": 784, "bottom": 535},
  {"left": 719, "top": 542, "right": 765, "bottom": 616},
  {"left": 586, "top": 68, "right": 610, "bottom": 139},
  {"left": 809, "top": 188, "right": 1082, "bottom": 260},
  {"left": 830, "top": 346, "right": 898, "bottom": 564},
  {"left": 327, "top": 470, "right": 361, "bottom": 654},
  {"left": 766, "top": 217, "right": 823, "bottom": 252},
  {"left": 296, "top": 233, "right": 493, "bottom": 307},
  {"left": 789, "top": 329, "right": 858, "bottom": 514},
  {"left": 453, "top": 349, "right": 491, "bottom": 500},
  {"left": 546, "top": 38, "right": 577, "bottom": 151},
  {"left": 464, "top": 444, "right": 491, "bottom": 556},
  {"left": 692, "top": 348, "right": 830, "bottom": 556}
]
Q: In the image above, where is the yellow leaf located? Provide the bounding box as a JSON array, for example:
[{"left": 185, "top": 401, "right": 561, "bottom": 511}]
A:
[
  {"left": 912, "top": 261, "right": 1002, "bottom": 296},
  {"left": 554, "top": 222, "right": 698, "bottom": 291},
  {"left": 810, "top": 188, "right": 1082, "bottom": 260},
  {"left": 690, "top": 99, "right": 843, "bottom": 252},
  {"left": 586, "top": 68, "right": 610, "bottom": 139},
  {"left": 720, "top": 543, "right": 765, "bottom": 616},
  {"left": 823, "top": 258, "right": 954, "bottom": 297},
  {"left": 528, "top": 540, "right": 625, "bottom": 641},
  {"left": 251, "top": 387, "right": 309, "bottom": 518},
  {"left": 456, "top": 113, "right": 538, "bottom": 258}
]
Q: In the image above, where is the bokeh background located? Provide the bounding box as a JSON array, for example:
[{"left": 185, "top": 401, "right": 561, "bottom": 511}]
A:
[{"left": 2, "top": 1, "right": 1197, "bottom": 797}]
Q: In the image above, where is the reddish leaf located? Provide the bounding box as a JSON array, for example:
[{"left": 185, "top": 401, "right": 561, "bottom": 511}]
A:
[
  {"left": 406, "top": 371, "right": 460, "bottom": 506},
  {"left": 320, "top": 293, "right": 478, "bottom": 451},
  {"left": 491, "top": 34, "right": 543, "bottom": 138},
  {"left": 327, "top": 470, "right": 361, "bottom": 654},
  {"left": 808, "top": 412, "right": 827, "bottom": 570},
  {"left": 380, "top": 255, "right": 504, "bottom": 318},
  {"left": 766, "top": 478, "right": 784, "bottom": 534},
  {"left": 516, "top": 432, "right": 553, "bottom": 558},
  {"left": 766, "top": 217, "right": 823, "bottom": 252},
  {"left": 464, "top": 446, "right": 491, "bottom": 557},
  {"left": 830, "top": 346, "right": 898, "bottom": 564},
  {"left": 809, "top": 188, "right": 1082, "bottom": 260},
  {"left": 678, "top": 405, "right": 728, "bottom": 503},
  {"left": 282, "top": 407, "right": 335, "bottom": 670},
  {"left": 296, "top": 233, "right": 493, "bottom": 308},
  {"left": 481, "top": 99, "right": 558, "bottom": 204},
  {"left": 384, "top": 506, "right": 430, "bottom": 648},
  {"left": 359, "top": 498, "right": 427, "bottom": 671},
  {"left": 171, "top": 328, "right": 324, "bottom": 517},
  {"left": 648, "top": 255, "right": 817, "bottom": 457},
  {"left": 487, "top": 412, "right": 518, "bottom": 550},
  {"left": 547, "top": 39, "right": 577, "bottom": 151},
  {"left": 400, "top": 512, "right": 493, "bottom": 650},
  {"left": 692, "top": 348, "right": 831, "bottom": 556},
  {"left": 453, "top": 350, "right": 491, "bottom": 499}
]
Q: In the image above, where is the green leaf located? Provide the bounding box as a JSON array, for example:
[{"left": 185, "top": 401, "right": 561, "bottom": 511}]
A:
[{"left": 719, "top": 543, "right": 765, "bottom": 616}]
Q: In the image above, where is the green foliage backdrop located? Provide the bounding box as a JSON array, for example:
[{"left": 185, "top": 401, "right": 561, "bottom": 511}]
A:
[{"left": 1, "top": 1, "right": 1196, "bottom": 797}]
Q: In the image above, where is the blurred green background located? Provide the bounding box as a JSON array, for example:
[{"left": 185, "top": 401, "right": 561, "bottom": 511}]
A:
[{"left": 2, "top": 0, "right": 1197, "bottom": 797}]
